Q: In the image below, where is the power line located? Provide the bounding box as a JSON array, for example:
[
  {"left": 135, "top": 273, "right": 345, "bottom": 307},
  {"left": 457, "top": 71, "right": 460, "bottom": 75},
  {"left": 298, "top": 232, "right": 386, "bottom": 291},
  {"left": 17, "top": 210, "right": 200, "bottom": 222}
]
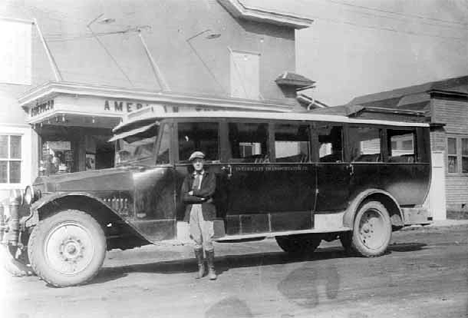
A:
[
  {"left": 45, "top": 27, "right": 150, "bottom": 42},
  {"left": 322, "top": 0, "right": 468, "bottom": 32},
  {"left": 292, "top": 0, "right": 468, "bottom": 42},
  {"left": 314, "top": 16, "right": 467, "bottom": 42},
  {"left": 326, "top": 0, "right": 468, "bottom": 28}
]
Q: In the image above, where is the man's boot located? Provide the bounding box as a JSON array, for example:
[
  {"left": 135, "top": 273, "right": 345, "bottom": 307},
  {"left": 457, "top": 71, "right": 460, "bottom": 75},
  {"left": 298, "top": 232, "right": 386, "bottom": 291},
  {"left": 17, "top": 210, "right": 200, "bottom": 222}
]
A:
[
  {"left": 194, "top": 248, "right": 205, "bottom": 279},
  {"left": 206, "top": 249, "right": 217, "bottom": 280}
]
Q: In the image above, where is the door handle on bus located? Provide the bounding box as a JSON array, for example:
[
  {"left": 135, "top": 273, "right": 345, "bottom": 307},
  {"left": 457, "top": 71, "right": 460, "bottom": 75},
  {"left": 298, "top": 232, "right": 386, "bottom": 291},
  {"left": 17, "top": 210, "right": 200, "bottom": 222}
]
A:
[
  {"left": 347, "top": 164, "right": 354, "bottom": 176},
  {"left": 222, "top": 165, "right": 232, "bottom": 179}
]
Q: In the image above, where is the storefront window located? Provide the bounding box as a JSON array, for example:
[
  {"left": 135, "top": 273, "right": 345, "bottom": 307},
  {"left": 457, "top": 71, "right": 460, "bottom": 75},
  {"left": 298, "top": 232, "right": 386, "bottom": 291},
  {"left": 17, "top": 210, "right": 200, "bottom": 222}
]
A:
[{"left": 40, "top": 141, "right": 73, "bottom": 175}]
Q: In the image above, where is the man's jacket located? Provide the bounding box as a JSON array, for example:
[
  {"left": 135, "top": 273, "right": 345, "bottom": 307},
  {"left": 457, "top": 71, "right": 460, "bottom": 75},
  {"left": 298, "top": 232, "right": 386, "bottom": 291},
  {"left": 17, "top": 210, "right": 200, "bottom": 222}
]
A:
[{"left": 181, "top": 169, "right": 216, "bottom": 221}]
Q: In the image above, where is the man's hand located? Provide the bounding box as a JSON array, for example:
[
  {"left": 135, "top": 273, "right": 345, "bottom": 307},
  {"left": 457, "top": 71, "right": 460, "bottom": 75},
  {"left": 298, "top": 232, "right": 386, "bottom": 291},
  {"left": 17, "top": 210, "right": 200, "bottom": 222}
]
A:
[{"left": 188, "top": 191, "right": 194, "bottom": 195}]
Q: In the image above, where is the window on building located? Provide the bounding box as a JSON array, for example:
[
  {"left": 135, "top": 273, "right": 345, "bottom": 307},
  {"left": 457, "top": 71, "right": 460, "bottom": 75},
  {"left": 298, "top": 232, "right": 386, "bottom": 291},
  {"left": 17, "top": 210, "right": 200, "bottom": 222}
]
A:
[
  {"left": 274, "top": 123, "right": 310, "bottom": 162},
  {"left": 228, "top": 122, "right": 269, "bottom": 162},
  {"left": 0, "top": 135, "right": 22, "bottom": 183},
  {"left": 230, "top": 51, "right": 260, "bottom": 100},
  {"left": 462, "top": 138, "right": 468, "bottom": 173},
  {"left": 448, "top": 137, "right": 458, "bottom": 173},
  {"left": 177, "top": 122, "right": 219, "bottom": 162},
  {"left": 0, "top": 20, "right": 32, "bottom": 85}
]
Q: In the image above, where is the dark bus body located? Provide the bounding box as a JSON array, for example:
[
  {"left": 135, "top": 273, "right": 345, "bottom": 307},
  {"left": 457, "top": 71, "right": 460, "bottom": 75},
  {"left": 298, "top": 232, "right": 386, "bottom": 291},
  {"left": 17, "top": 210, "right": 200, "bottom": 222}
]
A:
[{"left": 3, "top": 110, "right": 432, "bottom": 287}]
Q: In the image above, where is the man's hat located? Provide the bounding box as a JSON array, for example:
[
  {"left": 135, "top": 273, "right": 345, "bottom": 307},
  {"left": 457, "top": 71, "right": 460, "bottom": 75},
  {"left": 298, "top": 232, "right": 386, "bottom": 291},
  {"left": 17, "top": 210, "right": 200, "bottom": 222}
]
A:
[{"left": 189, "top": 151, "right": 205, "bottom": 161}]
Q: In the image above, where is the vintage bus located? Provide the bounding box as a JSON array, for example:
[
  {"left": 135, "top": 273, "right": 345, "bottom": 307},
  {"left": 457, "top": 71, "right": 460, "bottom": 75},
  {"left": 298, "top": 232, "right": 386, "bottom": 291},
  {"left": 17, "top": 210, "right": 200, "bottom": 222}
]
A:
[{"left": 2, "top": 108, "right": 432, "bottom": 287}]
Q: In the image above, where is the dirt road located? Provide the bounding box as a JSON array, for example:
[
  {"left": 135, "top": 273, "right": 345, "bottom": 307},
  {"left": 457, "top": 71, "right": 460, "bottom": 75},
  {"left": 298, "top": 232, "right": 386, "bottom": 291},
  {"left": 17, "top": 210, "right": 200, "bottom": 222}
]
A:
[{"left": 1, "top": 224, "right": 468, "bottom": 318}]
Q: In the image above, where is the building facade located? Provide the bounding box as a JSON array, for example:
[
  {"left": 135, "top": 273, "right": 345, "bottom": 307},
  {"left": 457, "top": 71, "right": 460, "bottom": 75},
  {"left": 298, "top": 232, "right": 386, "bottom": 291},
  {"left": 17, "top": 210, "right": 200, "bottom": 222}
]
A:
[{"left": 0, "top": 0, "right": 313, "bottom": 200}]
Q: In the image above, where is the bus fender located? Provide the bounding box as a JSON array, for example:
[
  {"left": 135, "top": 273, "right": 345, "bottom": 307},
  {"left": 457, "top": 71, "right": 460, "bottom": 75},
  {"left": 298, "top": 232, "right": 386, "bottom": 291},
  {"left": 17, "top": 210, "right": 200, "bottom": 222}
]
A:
[
  {"left": 23, "top": 192, "right": 147, "bottom": 243},
  {"left": 343, "top": 189, "right": 404, "bottom": 229}
]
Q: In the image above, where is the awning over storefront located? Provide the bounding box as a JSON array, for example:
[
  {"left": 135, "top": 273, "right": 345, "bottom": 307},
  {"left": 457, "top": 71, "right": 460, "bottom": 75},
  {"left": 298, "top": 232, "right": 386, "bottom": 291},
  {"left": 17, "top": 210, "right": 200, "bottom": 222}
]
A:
[{"left": 18, "top": 82, "right": 293, "bottom": 128}]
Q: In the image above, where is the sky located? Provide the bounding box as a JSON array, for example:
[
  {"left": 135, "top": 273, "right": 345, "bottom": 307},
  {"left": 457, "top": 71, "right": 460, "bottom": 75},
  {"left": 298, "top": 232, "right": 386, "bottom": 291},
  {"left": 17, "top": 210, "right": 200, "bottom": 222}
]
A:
[{"left": 249, "top": 0, "right": 468, "bottom": 106}]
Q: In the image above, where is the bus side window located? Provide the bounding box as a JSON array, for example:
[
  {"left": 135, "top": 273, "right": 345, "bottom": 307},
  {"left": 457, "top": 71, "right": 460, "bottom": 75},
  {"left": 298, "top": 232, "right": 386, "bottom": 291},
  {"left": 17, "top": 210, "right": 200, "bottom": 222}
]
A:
[
  {"left": 274, "top": 123, "right": 311, "bottom": 163},
  {"left": 177, "top": 122, "right": 219, "bottom": 162},
  {"left": 228, "top": 122, "right": 269, "bottom": 162},
  {"left": 349, "top": 126, "right": 382, "bottom": 163},
  {"left": 387, "top": 129, "right": 417, "bottom": 163},
  {"left": 317, "top": 124, "right": 343, "bottom": 162}
]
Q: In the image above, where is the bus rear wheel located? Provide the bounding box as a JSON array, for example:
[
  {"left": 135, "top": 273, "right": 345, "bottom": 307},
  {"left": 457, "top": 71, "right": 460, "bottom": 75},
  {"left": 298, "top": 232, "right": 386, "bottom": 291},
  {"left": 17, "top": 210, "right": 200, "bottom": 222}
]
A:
[
  {"left": 346, "top": 201, "right": 392, "bottom": 257},
  {"left": 28, "top": 210, "right": 106, "bottom": 287},
  {"left": 275, "top": 234, "right": 321, "bottom": 255}
]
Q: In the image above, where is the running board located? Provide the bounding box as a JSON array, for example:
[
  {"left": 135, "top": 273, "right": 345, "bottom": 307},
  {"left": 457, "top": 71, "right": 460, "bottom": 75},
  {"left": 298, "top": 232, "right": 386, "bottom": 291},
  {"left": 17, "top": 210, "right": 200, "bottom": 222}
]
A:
[{"left": 215, "top": 227, "right": 352, "bottom": 242}]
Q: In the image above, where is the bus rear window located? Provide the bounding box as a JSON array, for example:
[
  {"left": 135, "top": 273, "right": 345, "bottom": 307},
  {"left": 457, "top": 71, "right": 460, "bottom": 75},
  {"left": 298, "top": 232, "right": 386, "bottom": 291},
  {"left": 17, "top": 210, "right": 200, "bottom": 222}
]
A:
[{"left": 388, "top": 129, "right": 416, "bottom": 163}]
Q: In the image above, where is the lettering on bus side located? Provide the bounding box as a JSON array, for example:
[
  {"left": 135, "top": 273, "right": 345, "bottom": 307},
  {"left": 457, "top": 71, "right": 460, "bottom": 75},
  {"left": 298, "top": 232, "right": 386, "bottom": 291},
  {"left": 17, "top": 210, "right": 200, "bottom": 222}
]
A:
[{"left": 234, "top": 165, "right": 309, "bottom": 172}]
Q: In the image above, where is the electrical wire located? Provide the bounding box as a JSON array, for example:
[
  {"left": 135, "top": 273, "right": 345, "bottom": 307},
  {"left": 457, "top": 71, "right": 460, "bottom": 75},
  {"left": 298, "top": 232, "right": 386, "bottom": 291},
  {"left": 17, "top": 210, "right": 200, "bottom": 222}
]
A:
[
  {"left": 291, "top": 7, "right": 467, "bottom": 41},
  {"left": 325, "top": 0, "right": 468, "bottom": 28},
  {"left": 320, "top": 0, "right": 468, "bottom": 32}
]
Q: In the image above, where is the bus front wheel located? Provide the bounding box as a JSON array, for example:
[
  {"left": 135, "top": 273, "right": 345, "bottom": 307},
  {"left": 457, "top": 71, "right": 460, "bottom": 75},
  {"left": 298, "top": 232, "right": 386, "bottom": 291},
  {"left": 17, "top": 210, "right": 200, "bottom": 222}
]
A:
[
  {"left": 345, "top": 201, "right": 392, "bottom": 257},
  {"left": 28, "top": 210, "right": 106, "bottom": 287},
  {"left": 275, "top": 234, "right": 321, "bottom": 255}
]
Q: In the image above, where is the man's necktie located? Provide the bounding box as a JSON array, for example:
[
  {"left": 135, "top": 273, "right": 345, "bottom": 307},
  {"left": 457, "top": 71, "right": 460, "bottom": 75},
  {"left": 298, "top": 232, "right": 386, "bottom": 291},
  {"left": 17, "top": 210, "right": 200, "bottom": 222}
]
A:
[{"left": 192, "top": 173, "right": 202, "bottom": 190}]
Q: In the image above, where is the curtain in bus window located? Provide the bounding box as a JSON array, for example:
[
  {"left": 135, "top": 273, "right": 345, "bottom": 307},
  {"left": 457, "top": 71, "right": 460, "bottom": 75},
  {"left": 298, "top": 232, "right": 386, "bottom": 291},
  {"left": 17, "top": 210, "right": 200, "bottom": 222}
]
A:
[
  {"left": 274, "top": 123, "right": 310, "bottom": 163},
  {"left": 178, "top": 122, "right": 219, "bottom": 162},
  {"left": 228, "top": 122, "right": 268, "bottom": 162},
  {"left": 348, "top": 126, "right": 382, "bottom": 162}
]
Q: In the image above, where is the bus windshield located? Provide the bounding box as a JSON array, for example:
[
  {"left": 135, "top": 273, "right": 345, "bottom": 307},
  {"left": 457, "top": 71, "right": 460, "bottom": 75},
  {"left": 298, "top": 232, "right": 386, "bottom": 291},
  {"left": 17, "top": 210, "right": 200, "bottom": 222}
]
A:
[{"left": 114, "top": 123, "right": 159, "bottom": 165}]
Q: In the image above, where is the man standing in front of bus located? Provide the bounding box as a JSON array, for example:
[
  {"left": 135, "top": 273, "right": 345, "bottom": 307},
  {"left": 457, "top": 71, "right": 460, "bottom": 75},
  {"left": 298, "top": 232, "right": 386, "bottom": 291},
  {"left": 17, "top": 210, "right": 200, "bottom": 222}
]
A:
[{"left": 181, "top": 151, "right": 217, "bottom": 280}]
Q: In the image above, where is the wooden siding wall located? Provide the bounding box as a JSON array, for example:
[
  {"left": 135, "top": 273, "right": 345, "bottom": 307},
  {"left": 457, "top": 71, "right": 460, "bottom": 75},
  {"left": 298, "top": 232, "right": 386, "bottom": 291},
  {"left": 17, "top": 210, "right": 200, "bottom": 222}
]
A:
[{"left": 431, "top": 98, "right": 468, "bottom": 210}]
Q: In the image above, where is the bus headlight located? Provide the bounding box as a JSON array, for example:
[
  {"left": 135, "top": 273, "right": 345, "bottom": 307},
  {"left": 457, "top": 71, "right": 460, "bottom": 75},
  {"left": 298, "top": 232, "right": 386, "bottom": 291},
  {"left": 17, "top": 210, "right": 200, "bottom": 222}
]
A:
[{"left": 24, "top": 185, "right": 40, "bottom": 205}]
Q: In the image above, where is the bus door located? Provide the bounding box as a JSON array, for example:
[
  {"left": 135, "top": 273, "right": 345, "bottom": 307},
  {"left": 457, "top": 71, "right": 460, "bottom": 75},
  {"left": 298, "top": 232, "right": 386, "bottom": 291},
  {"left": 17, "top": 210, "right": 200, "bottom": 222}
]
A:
[
  {"left": 223, "top": 122, "right": 316, "bottom": 235},
  {"left": 315, "top": 124, "right": 350, "bottom": 212}
]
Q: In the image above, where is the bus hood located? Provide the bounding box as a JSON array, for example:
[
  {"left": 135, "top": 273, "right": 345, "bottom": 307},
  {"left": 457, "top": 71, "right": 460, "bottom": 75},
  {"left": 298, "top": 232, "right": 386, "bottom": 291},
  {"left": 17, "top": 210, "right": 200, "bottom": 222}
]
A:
[{"left": 33, "top": 167, "right": 135, "bottom": 193}]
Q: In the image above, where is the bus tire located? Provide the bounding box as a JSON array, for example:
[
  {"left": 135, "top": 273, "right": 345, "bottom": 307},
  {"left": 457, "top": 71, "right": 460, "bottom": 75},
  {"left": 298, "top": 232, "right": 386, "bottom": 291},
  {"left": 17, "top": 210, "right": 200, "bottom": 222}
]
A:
[
  {"left": 350, "top": 201, "right": 392, "bottom": 257},
  {"left": 275, "top": 234, "right": 321, "bottom": 255},
  {"left": 28, "top": 210, "right": 106, "bottom": 287}
]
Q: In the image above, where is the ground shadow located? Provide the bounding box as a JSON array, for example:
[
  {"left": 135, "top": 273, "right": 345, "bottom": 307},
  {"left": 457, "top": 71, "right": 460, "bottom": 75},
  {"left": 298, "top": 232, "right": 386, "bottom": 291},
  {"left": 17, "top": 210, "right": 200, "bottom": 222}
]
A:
[
  {"left": 92, "top": 242, "right": 426, "bottom": 285},
  {"left": 388, "top": 242, "right": 427, "bottom": 253}
]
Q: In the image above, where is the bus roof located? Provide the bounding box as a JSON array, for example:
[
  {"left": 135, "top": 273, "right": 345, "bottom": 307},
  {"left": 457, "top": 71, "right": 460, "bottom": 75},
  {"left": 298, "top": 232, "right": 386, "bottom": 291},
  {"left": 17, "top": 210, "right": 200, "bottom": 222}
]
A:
[{"left": 114, "top": 107, "right": 430, "bottom": 133}]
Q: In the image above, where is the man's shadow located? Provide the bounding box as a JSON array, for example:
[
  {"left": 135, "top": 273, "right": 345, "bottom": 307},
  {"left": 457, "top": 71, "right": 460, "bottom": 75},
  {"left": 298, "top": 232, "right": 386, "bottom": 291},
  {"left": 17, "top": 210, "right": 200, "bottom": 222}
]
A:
[{"left": 90, "top": 242, "right": 427, "bottom": 285}]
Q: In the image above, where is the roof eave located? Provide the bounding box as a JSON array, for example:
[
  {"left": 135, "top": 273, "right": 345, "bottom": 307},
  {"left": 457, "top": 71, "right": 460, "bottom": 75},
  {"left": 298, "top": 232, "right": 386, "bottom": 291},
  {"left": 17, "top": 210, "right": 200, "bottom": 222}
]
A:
[
  {"left": 217, "top": 0, "right": 313, "bottom": 29},
  {"left": 18, "top": 81, "right": 292, "bottom": 112}
]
